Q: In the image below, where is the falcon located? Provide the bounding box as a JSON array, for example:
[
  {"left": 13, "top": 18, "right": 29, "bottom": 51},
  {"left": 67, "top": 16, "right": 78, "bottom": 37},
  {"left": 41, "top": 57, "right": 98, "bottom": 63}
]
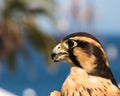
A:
[{"left": 49, "top": 32, "right": 120, "bottom": 96}]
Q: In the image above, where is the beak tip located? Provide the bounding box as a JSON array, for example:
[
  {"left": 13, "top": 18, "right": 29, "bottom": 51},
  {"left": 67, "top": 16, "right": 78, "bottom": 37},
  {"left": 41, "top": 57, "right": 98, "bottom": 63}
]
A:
[
  {"left": 51, "top": 53, "right": 56, "bottom": 60},
  {"left": 51, "top": 52, "right": 60, "bottom": 62}
]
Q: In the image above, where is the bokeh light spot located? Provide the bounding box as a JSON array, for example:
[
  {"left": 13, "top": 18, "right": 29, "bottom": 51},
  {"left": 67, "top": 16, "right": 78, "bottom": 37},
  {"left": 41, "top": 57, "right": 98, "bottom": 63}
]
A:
[
  {"left": 23, "top": 88, "right": 37, "bottom": 96},
  {"left": 106, "top": 44, "right": 118, "bottom": 60}
]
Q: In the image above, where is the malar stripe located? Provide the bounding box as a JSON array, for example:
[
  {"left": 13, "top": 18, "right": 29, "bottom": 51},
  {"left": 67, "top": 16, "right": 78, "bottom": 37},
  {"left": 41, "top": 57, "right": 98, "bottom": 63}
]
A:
[
  {"left": 73, "top": 47, "right": 97, "bottom": 72},
  {"left": 69, "top": 49, "right": 83, "bottom": 68},
  {"left": 70, "top": 36, "right": 109, "bottom": 67}
]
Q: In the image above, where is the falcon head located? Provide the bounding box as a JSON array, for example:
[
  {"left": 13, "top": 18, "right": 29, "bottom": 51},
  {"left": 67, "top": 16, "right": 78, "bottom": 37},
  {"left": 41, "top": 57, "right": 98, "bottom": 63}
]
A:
[{"left": 51, "top": 32, "right": 118, "bottom": 86}]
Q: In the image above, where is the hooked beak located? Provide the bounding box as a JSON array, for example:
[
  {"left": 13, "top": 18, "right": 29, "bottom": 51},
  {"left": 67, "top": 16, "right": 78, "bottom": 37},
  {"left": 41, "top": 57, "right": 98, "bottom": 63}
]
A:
[{"left": 51, "top": 43, "right": 68, "bottom": 62}]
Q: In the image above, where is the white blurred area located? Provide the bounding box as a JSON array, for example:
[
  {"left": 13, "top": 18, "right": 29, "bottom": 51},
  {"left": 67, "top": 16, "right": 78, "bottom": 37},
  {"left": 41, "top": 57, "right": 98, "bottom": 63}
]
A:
[
  {"left": 0, "top": 88, "right": 37, "bottom": 96},
  {"left": 106, "top": 44, "right": 118, "bottom": 60},
  {"left": 0, "top": 88, "right": 17, "bottom": 96},
  {"left": 23, "top": 88, "right": 37, "bottom": 96}
]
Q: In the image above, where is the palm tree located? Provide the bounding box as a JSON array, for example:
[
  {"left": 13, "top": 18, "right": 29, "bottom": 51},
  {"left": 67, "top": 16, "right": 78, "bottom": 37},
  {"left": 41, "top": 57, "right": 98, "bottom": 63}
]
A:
[{"left": 0, "top": 0, "right": 56, "bottom": 72}]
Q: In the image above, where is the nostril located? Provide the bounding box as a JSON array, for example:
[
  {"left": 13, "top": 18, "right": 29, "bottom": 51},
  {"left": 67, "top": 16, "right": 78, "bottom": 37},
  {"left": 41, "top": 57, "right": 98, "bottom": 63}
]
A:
[{"left": 51, "top": 53, "right": 56, "bottom": 59}]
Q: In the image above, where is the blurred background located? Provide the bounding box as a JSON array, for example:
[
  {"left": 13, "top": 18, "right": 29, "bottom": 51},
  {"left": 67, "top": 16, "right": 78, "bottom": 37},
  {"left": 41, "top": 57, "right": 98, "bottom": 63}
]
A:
[{"left": 0, "top": 0, "right": 119, "bottom": 96}]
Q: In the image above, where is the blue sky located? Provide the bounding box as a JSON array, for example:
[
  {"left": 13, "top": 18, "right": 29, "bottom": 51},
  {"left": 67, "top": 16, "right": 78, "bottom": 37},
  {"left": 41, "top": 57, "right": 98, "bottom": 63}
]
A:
[
  {"left": 56, "top": 0, "right": 120, "bottom": 34},
  {"left": 95, "top": 0, "right": 120, "bottom": 32}
]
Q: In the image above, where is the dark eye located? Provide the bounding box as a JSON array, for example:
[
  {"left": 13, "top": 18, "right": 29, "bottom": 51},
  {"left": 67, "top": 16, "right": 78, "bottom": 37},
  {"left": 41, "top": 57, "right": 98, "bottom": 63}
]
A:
[{"left": 66, "top": 39, "right": 77, "bottom": 48}]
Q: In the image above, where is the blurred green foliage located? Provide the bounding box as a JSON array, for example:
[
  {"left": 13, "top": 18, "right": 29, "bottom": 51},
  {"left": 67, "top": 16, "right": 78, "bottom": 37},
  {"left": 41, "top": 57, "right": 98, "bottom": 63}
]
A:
[{"left": 0, "top": 0, "right": 56, "bottom": 72}]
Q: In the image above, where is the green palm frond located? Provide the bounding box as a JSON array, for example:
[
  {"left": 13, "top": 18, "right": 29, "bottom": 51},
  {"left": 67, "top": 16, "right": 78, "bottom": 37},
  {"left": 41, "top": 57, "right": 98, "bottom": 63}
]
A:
[
  {"left": 3, "top": 0, "right": 55, "bottom": 21},
  {"left": 7, "top": 51, "right": 16, "bottom": 73},
  {"left": 0, "top": 0, "right": 56, "bottom": 72},
  {"left": 25, "top": 19, "right": 56, "bottom": 64}
]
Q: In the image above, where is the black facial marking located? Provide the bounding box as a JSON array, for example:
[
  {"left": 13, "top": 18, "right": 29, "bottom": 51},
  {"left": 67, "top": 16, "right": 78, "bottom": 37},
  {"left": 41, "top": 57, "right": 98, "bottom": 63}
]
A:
[
  {"left": 69, "top": 49, "right": 83, "bottom": 68},
  {"left": 66, "top": 39, "right": 74, "bottom": 48},
  {"left": 76, "top": 40, "right": 93, "bottom": 56},
  {"left": 68, "top": 40, "right": 93, "bottom": 68}
]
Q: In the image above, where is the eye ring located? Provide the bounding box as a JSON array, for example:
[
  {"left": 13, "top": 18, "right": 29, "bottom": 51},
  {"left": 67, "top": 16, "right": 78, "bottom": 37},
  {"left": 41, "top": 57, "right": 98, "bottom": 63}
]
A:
[{"left": 66, "top": 39, "right": 77, "bottom": 48}]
